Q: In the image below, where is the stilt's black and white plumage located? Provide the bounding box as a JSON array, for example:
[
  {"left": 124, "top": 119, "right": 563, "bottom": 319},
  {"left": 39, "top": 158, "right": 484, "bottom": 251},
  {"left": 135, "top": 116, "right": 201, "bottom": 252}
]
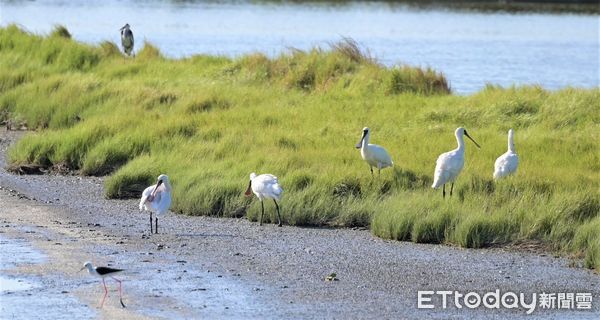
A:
[{"left": 81, "top": 261, "right": 126, "bottom": 308}]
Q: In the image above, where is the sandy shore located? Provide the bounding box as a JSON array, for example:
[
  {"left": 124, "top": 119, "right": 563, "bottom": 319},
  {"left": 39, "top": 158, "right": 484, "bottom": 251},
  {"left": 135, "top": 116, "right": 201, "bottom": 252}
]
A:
[{"left": 0, "top": 130, "right": 598, "bottom": 319}]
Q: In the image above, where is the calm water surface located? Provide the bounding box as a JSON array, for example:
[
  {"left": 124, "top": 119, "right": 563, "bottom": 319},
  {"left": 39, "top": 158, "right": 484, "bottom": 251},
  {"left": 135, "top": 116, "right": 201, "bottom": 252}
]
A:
[{"left": 1, "top": 0, "right": 598, "bottom": 94}]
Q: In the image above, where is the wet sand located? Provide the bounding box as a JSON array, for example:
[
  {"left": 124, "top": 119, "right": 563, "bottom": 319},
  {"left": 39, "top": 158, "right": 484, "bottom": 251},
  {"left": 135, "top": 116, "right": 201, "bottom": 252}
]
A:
[{"left": 0, "top": 130, "right": 598, "bottom": 319}]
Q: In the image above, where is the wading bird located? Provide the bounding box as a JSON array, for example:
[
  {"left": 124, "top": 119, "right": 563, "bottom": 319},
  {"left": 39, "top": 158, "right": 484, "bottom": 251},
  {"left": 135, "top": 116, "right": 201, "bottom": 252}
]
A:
[
  {"left": 244, "top": 173, "right": 283, "bottom": 227},
  {"left": 139, "top": 174, "right": 172, "bottom": 234},
  {"left": 355, "top": 127, "right": 393, "bottom": 176},
  {"left": 493, "top": 128, "right": 518, "bottom": 180},
  {"left": 432, "top": 127, "right": 480, "bottom": 198},
  {"left": 80, "top": 261, "right": 126, "bottom": 308},
  {"left": 120, "top": 23, "right": 134, "bottom": 56}
]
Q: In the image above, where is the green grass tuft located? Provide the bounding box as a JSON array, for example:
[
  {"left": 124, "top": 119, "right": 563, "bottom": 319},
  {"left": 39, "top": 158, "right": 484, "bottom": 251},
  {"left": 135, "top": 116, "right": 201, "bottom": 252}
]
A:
[
  {"left": 412, "top": 208, "right": 455, "bottom": 244},
  {"left": 387, "top": 65, "right": 450, "bottom": 95},
  {"left": 454, "top": 214, "right": 516, "bottom": 248},
  {"left": 137, "top": 42, "right": 162, "bottom": 60},
  {"left": 50, "top": 25, "right": 71, "bottom": 39},
  {"left": 99, "top": 41, "right": 121, "bottom": 58}
]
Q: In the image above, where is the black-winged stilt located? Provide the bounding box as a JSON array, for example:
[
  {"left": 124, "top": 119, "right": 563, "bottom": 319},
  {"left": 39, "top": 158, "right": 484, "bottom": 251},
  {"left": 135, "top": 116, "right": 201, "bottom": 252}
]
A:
[{"left": 80, "top": 261, "right": 126, "bottom": 308}]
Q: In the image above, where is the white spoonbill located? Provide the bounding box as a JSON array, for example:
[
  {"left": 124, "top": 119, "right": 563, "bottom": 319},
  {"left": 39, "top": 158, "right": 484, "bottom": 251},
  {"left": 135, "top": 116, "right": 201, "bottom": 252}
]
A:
[
  {"left": 493, "top": 128, "right": 518, "bottom": 180},
  {"left": 244, "top": 173, "right": 283, "bottom": 227},
  {"left": 139, "top": 174, "right": 172, "bottom": 234},
  {"left": 432, "top": 127, "right": 480, "bottom": 198},
  {"left": 355, "top": 127, "right": 393, "bottom": 175}
]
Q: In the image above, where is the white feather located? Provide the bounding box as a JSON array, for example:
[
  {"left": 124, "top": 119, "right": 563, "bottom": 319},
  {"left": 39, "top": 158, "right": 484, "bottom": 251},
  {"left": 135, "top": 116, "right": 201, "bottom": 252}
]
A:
[
  {"left": 432, "top": 149, "right": 465, "bottom": 188},
  {"left": 250, "top": 173, "right": 283, "bottom": 201},
  {"left": 493, "top": 129, "right": 518, "bottom": 180},
  {"left": 356, "top": 127, "right": 393, "bottom": 173},
  {"left": 431, "top": 127, "right": 479, "bottom": 189},
  {"left": 139, "top": 174, "right": 172, "bottom": 216}
]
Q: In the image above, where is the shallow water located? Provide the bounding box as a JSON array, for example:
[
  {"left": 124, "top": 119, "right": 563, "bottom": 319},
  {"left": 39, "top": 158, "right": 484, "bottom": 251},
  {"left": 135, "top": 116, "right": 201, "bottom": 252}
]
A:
[
  {"left": 0, "top": 235, "right": 96, "bottom": 320},
  {"left": 88, "top": 243, "right": 281, "bottom": 319},
  {"left": 0, "top": 236, "right": 46, "bottom": 269},
  {"left": 0, "top": 236, "right": 41, "bottom": 296},
  {"left": 0, "top": 230, "right": 280, "bottom": 319},
  {"left": 1, "top": 0, "right": 598, "bottom": 94},
  {"left": 0, "top": 276, "right": 35, "bottom": 292}
]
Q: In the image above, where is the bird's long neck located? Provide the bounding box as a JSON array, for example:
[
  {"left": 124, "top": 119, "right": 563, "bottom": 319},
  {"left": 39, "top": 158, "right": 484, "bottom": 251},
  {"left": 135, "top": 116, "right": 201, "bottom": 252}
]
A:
[
  {"left": 86, "top": 265, "right": 97, "bottom": 275},
  {"left": 508, "top": 131, "right": 515, "bottom": 152},
  {"left": 456, "top": 132, "right": 465, "bottom": 152},
  {"left": 362, "top": 133, "right": 370, "bottom": 149}
]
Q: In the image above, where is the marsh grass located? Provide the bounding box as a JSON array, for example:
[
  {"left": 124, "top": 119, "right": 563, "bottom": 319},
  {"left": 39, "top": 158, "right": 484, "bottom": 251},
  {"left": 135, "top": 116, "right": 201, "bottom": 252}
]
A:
[
  {"left": 50, "top": 25, "right": 71, "bottom": 39},
  {"left": 1, "top": 26, "right": 598, "bottom": 269},
  {"left": 387, "top": 65, "right": 450, "bottom": 95}
]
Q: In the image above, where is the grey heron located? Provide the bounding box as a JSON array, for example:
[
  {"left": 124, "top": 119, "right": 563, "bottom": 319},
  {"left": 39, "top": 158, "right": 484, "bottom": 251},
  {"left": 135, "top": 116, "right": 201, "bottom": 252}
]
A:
[{"left": 120, "top": 23, "right": 134, "bottom": 56}]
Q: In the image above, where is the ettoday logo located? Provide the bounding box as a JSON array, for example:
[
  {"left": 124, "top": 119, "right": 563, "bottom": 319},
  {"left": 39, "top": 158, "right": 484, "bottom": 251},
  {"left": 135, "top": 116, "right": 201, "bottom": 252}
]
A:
[{"left": 417, "top": 290, "right": 593, "bottom": 314}]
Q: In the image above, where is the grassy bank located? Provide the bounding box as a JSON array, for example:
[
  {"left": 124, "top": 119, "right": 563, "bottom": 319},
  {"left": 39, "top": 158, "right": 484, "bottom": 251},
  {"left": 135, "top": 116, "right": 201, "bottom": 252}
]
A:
[{"left": 1, "top": 25, "right": 598, "bottom": 269}]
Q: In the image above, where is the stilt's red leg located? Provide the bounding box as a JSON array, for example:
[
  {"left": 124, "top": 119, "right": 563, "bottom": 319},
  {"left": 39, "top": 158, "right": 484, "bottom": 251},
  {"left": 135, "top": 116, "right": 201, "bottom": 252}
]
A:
[
  {"left": 112, "top": 277, "right": 126, "bottom": 308},
  {"left": 100, "top": 278, "right": 108, "bottom": 308},
  {"left": 112, "top": 277, "right": 122, "bottom": 299}
]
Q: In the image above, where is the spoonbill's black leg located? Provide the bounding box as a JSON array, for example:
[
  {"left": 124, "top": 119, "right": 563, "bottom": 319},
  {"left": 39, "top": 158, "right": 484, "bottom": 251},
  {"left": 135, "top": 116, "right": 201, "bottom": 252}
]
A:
[
  {"left": 259, "top": 201, "right": 265, "bottom": 226},
  {"left": 274, "top": 200, "right": 282, "bottom": 227},
  {"left": 442, "top": 184, "right": 446, "bottom": 198},
  {"left": 450, "top": 183, "right": 454, "bottom": 197}
]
